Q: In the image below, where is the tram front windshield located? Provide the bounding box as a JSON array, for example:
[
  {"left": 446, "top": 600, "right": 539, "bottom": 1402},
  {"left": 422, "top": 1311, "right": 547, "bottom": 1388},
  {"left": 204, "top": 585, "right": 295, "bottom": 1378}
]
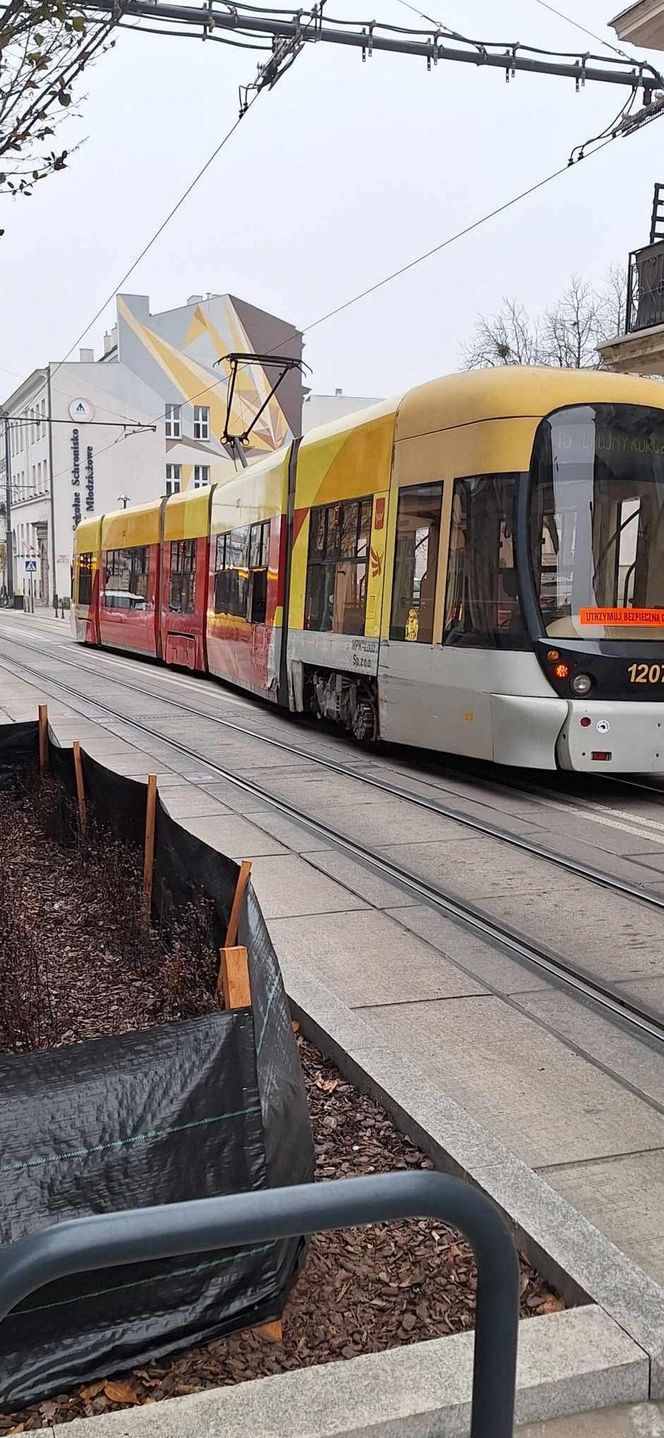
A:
[{"left": 529, "top": 404, "right": 664, "bottom": 641}]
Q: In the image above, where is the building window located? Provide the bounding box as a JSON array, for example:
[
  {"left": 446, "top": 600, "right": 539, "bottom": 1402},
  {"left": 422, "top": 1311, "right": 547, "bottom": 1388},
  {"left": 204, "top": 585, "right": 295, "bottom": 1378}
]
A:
[
  {"left": 40, "top": 398, "right": 46, "bottom": 439},
  {"left": 77, "top": 552, "right": 94, "bottom": 607},
  {"left": 443, "top": 475, "right": 527, "bottom": 649},
  {"left": 165, "top": 404, "right": 181, "bottom": 439},
  {"left": 165, "top": 464, "right": 181, "bottom": 496},
  {"left": 193, "top": 464, "right": 209, "bottom": 489},
  {"left": 193, "top": 406, "right": 209, "bottom": 441},
  {"left": 103, "top": 547, "right": 149, "bottom": 607},
  {"left": 214, "top": 520, "right": 270, "bottom": 622},
  {"left": 31, "top": 465, "right": 36, "bottom": 496},
  {"left": 390, "top": 483, "right": 443, "bottom": 644},
  {"left": 168, "top": 539, "right": 196, "bottom": 613},
  {"left": 305, "top": 497, "right": 371, "bottom": 636}
]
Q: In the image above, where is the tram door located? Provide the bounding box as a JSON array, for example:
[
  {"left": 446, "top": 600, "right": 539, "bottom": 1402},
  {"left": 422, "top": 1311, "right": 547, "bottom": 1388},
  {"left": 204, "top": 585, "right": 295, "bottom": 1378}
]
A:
[
  {"left": 379, "top": 474, "right": 533, "bottom": 757},
  {"left": 379, "top": 479, "right": 468, "bottom": 750}
]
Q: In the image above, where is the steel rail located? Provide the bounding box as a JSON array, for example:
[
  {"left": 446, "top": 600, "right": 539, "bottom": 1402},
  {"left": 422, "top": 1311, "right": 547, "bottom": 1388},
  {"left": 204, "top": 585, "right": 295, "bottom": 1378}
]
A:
[
  {"left": 0, "top": 644, "right": 661, "bottom": 1047},
  {"left": 1, "top": 629, "right": 664, "bottom": 916}
]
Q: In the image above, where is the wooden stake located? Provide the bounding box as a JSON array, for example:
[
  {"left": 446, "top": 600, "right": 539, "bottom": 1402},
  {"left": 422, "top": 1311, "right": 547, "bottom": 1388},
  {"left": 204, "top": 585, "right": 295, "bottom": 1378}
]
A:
[
  {"left": 255, "top": 1320, "right": 283, "bottom": 1344},
  {"left": 143, "top": 773, "right": 158, "bottom": 916},
  {"left": 38, "top": 704, "right": 48, "bottom": 774},
  {"left": 73, "top": 742, "right": 87, "bottom": 835},
  {"left": 218, "top": 945, "right": 251, "bottom": 1009},
  {"left": 224, "top": 859, "right": 252, "bottom": 947}
]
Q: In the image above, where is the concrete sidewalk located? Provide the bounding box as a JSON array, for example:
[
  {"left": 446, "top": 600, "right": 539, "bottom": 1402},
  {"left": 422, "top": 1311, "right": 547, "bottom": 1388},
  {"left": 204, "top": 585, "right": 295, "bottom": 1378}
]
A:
[{"left": 520, "top": 1405, "right": 664, "bottom": 1435}]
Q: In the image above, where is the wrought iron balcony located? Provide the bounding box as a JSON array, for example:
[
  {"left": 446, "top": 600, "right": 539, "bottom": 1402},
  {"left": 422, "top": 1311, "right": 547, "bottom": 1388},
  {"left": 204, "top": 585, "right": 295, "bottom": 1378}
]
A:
[{"left": 626, "top": 240, "right": 664, "bottom": 333}]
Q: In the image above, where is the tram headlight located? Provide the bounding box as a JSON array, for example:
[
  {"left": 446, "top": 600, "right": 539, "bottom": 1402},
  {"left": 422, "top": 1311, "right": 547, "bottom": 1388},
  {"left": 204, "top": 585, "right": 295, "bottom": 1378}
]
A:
[{"left": 571, "top": 672, "right": 592, "bottom": 696}]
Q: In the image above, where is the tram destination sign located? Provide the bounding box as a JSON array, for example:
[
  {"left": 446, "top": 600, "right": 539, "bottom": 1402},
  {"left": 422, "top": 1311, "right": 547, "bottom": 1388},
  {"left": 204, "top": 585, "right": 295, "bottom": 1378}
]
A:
[
  {"left": 556, "top": 426, "right": 664, "bottom": 460},
  {"left": 579, "top": 607, "right": 664, "bottom": 625}
]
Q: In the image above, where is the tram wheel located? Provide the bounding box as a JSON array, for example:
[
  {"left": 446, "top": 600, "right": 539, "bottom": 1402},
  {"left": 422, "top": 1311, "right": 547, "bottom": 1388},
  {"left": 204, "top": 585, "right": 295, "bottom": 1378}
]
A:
[{"left": 351, "top": 696, "right": 376, "bottom": 743}]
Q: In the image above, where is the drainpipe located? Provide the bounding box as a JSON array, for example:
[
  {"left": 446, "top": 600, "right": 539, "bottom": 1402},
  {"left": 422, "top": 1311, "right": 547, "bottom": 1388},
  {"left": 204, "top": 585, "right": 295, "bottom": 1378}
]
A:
[
  {"left": 46, "top": 365, "right": 57, "bottom": 606},
  {"left": 3, "top": 413, "right": 13, "bottom": 601}
]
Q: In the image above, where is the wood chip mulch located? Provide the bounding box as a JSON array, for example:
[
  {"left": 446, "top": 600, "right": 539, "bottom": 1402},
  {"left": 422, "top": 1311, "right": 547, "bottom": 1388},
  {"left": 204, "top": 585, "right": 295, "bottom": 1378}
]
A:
[
  {"left": 0, "top": 779, "right": 562, "bottom": 1432},
  {"left": 0, "top": 780, "right": 219, "bottom": 1056}
]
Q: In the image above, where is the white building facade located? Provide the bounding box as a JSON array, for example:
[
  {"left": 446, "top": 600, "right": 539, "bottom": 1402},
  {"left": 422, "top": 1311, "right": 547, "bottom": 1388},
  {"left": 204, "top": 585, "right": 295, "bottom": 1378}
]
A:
[
  {"left": 1, "top": 291, "right": 302, "bottom": 604},
  {"left": 302, "top": 388, "right": 382, "bottom": 432}
]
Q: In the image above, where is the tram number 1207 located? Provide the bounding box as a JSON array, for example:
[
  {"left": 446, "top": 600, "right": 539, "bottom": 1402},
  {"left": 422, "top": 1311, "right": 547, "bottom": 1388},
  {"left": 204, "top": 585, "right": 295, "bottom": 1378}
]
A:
[{"left": 627, "top": 662, "right": 664, "bottom": 684}]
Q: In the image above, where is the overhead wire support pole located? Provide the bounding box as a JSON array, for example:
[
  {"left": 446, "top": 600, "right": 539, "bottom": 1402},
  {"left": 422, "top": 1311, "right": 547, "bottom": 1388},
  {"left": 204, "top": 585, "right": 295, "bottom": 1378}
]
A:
[{"left": 81, "top": 0, "right": 664, "bottom": 93}]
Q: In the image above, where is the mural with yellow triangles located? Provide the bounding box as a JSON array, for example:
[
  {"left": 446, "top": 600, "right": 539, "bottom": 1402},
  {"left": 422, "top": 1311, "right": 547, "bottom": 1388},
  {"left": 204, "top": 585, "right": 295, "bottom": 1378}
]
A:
[{"left": 117, "top": 292, "right": 302, "bottom": 468}]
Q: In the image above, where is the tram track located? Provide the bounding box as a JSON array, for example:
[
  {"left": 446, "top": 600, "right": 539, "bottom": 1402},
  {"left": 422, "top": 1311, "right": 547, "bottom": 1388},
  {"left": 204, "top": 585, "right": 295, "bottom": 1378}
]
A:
[
  {"left": 4, "top": 615, "right": 664, "bottom": 805},
  {"left": 2, "top": 627, "right": 664, "bottom": 915},
  {"left": 0, "top": 632, "right": 662, "bottom": 1050}
]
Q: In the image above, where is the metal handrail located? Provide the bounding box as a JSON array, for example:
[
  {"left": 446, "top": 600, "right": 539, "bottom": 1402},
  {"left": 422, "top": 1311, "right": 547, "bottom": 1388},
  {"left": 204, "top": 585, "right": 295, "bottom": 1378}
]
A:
[{"left": 0, "top": 1171, "right": 519, "bottom": 1437}]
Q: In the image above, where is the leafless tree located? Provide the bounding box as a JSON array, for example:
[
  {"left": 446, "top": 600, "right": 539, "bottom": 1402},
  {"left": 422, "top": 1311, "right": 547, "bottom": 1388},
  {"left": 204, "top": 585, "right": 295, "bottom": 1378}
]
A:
[
  {"left": 0, "top": 0, "right": 118, "bottom": 229},
  {"left": 596, "top": 263, "right": 628, "bottom": 347},
  {"left": 461, "top": 266, "right": 628, "bottom": 371},
  {"left": 460, "top": 298, "right": 542, "bottom": 369},
  {"left": 540, "top": 274, "right": 598, "bottom": 369}
]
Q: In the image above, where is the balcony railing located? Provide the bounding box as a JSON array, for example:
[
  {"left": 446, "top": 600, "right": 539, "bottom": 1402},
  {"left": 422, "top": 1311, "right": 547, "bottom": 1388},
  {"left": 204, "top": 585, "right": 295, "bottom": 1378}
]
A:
[{"left": 626, "top": 241, "right": 664, "bottom": 333}]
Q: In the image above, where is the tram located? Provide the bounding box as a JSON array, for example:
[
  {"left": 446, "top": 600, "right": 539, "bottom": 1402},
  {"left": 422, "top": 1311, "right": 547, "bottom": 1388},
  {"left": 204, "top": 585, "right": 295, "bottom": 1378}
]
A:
[{"left": 72, "top": 366, "right": 664, "bottom": 772}]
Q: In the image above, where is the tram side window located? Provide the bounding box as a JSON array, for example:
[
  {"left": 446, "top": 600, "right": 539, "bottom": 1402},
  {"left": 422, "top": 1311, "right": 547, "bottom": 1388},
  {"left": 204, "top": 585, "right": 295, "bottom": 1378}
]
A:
[
  {"left": 214, "top": 521, "right": 269, "bottom": 621},
  {"left": 390, "top": 483, "right": 442, "bottom": 644},
  {"left": 169, "top": 539, "right": 196, "bottom": 614},
  {"left": 77, "top": 552, "right": 93, "bottom": 607},
  {"left": 248, "top": 519, "right": 270, "bottom": 624},
  {"left": 442, "top": 475, "right": 527, "bottom": 649},
  {"left": 104, "top": 547, "right": 149, "bottom": 608},
  {"left": 305, "top": 498, "right": 371, "bottom": 635}
]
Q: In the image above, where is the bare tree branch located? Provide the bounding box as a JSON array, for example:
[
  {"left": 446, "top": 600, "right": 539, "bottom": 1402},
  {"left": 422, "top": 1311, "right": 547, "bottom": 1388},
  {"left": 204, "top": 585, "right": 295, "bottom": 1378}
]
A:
[
  {"left": 460, "top": 298, "right": 542, "bottom": 369},
  {"left": 0, "top": 0, "right": 118, "bottom": 225},
  {"left": 460, "top": 266, "right": 629, "bottom": 371}
]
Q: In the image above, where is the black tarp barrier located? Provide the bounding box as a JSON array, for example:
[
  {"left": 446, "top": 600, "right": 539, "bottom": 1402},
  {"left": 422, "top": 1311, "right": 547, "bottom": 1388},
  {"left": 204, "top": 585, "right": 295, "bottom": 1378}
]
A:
[
  {"left": 0, "top": 729, "right": 314, "bottom": 1407},
  {"left": 0, "top": 722, "right": 38, "bottom": 792}
]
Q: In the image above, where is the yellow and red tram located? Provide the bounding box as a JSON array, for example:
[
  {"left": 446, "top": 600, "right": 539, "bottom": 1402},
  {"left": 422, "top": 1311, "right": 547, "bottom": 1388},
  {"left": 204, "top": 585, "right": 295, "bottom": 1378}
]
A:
[{"left": 73, "top": 366, "right": 664, "bottom": 772}]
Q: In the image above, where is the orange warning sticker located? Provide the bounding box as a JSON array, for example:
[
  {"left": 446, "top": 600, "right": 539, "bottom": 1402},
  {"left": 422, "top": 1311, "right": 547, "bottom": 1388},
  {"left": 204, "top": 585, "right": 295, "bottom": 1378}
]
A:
[{"left": 579, "top": 607, "right": 664, "bottom": 626}]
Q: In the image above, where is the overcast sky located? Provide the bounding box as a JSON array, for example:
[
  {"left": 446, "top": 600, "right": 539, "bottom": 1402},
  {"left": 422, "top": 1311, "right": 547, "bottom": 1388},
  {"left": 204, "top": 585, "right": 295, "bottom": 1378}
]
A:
[{"left": 2, "top": 0, "right": 663, "bottom": 402}]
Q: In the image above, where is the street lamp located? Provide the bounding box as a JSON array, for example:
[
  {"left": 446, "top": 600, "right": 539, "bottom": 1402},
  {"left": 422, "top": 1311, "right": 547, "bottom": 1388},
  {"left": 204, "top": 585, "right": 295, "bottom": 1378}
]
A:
[{"left": 117, "top": 494, "right": 130, "bottom": 510}]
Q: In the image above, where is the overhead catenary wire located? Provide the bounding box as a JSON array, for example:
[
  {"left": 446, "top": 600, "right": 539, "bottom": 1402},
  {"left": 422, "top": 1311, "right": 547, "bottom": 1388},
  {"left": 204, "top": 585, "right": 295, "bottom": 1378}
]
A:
[
  {"left": 8, "top": 0, "right": 661, "bottom": 491},
  {"left": 83, "top": 0, "right": 662, "bottom": 81},
  {"left": 531, "top": 0, "right": 633, "bottom": 61},
  {"left": 12, "top": 88, "right": 263, "bottom": 422},
  {"left": 4, "top": 416, "right": 156, "bottom": 429},
  {"left": 0, "top": 358, "right": 155, "bottom": 429},
  {"left": 14, "top": 0, "right": 661, "bottom": 423},
  {"left": 86, "top": 110, "right": 649, "bottom": 477},
  {"left": 118, "top": 18, "right": 273, "bottom": 48}
]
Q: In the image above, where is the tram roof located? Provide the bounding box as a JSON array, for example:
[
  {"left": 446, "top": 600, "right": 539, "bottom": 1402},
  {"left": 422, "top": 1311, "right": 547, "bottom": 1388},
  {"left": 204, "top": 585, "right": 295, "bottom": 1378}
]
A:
[
  {"left": 395, "top": 366, "right": 664, "bottom": 441},
  {"left": 163, "top": 486, "right": 212, "bottom": 542},
  {"left": 102, "top": 499, "right": 162, "bottom": 550},
  {"left": 73, "top": 514, "right": 103, "bottom": 554}
]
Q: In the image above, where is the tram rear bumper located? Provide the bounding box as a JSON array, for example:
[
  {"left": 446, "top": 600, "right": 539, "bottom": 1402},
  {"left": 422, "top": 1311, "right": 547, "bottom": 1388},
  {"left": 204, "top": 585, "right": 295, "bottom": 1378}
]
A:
[{"left": 556, "top": 699, "right": 664, "bottom": 774}]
